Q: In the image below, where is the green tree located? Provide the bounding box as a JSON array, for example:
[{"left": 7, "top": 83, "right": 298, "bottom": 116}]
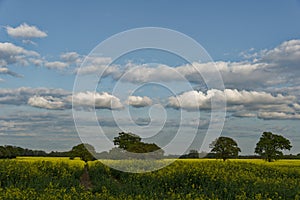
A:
[
  {"left": 70, "top": 143, "right": 96, "bottom": 162},
  {"left": 113, "top": 132, "right": 164, "bottom": 158},
  {"left": 255, "top": 132, "right": 292, "bottom": 162},
  {"left": 113, "top": 132, "right": 141, "bottom": 150},
  {"left": 210, "top": 136, "right": 241, "bottom": 161},
  {"left": 127, "top": 142, "right": 162, "bottom": 153},
  {"left": 188, "top": 150, "right": 199, "bottom": 158}
]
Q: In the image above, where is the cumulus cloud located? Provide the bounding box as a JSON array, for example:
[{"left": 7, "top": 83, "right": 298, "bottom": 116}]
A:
[
  {"left": 69, "top": 91, "right": 124, "bottom": 110},
  {"left": 168, "top": 89, "right": 300, "bottom": 120},
  {"left": 60, "top": 52, "right": 82, "bottom": 64},
  {"left": 168, "top": 90, "right": 211, "bottom": 110},
  {"left": 74, "top": 39, "right": 300, "bottom": 93},
  {"left": 29, "top": 58, "right": 44, "bottom": 66},
  {"left": 127, "top": 96, "right": 152, "bottom": 107},
  {"left": 44, "top": 61, "right": 68, "bottom": 70},
  {"left": 0, "top": 42, "right": 78, "bottom": 73},
  {"left": 232, "top": 111, "right": 257, "bottom": 118},
  {"left": 6, "top": 23, "right": 47, "bottom": 38},
  {"left": 0, "top": 87, "right": 70, "bottom": 106},
  {"left": 77, "top": 59, "right": 270, "bottom": 89},
  {"left": 224, "top": 89, "right": 295, "bottom": 105},
  {"left": 0, "top": 42, "right": 39, "bottom": 67},
  {"left": 255, "top": 39, "right": 300, "bottom": 87},
  {"left": 119, "top": 63, "right": 185, "bottom": 83},
  {"left": 261, "top": 39, "right": 300, "bottom": 70},
  {"left": 0, "top": 87, "right": 126, "bottom": 111},
  {"left": 74, "top": 58, "right": 272, "bottom": 90},
  {"left": 75, "top": 56, "right": 120, "bottom": 77},
  {"left": 258, "top": 112, "right": 300, "bottom": 120},
  {"left": 168, "top": 89, "right": 296, "bottom": 110},
  {"left": 28, "top": 96, "right": 66, "bottom": 110}
]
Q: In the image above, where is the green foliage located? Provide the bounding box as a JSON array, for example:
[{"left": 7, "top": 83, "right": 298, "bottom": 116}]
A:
[
  {"left": 210, "top": 136, "right": 241, "bottom": 161},
  {"left": 180, "top": 150, "right": 200, "bottom": 159},
  {"left": 113, "top": 132, "right": 164, "bottom": 157},
  {"left": 70, "top": 144, "right": 96, "bottom": 162},
  {"left": 126, "top": 142, "right": 161, "bottom": 153},
  {"left": 0, "top": 145, "right": 47, "bottom": 159},
  {"left": 255, "top": 132, "right": 292, "bottom": 162},
  {"left": 113, "top": 132, "right": 142, "bottom": 150}
]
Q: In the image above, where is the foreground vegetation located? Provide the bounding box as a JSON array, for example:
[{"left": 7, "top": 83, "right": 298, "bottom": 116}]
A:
[{"left": 0, "top": 157, "right": 300, "bottom": 199}]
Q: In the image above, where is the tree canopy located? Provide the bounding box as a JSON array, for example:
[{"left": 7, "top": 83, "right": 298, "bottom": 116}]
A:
[
  {"left": 70, "top": 143, "right": 96, "bottom": 162},
  {"left": 113, "top": 132, "right": 164, "bottom": 158},
  {"left": 210, "top": 136, "right": 241, "bottom": 161},
  {"left": 113, "top": 132, "right": 141, "bottom": 150},
  {"left": 255, "top": 132, "right": 292, "bottom": 162},
  {"left": 0, "top": 145, "right": 47, "bottom": 159}
]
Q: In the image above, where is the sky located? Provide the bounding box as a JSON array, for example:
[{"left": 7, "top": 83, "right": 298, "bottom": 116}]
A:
[{"left": 0, "top": 0, "right": 300, "bottom": 155}]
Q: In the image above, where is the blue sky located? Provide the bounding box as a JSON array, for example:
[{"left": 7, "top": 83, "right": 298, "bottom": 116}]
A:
[{"left": 0, "top": 1, "right": 300, "bottom": 155}]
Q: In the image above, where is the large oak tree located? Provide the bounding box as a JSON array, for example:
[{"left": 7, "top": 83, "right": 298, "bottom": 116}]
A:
[
  {"left": 255, "top": 132, "right": 292, "bottom": 162},
  {"left": 210, "top": 136, "right": 241, "bottom": 161}
]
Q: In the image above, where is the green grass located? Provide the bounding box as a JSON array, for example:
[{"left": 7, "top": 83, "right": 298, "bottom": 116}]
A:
[{"left": 0, "top": 157, "right": 300, "bottom": 199}]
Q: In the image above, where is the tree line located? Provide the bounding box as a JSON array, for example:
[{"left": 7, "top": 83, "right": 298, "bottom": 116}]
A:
[
  {"left": 0, "top": 145, "right": 47, "bottom": 158},
  {"left": 1, "top": 131, "right": 298, "bottom": 162},
  {"left": 0, "top": 145, "right": 72, "bottom": 159},
  {"left": 61, "top": 131, "right": 298, "bottom": 162}
]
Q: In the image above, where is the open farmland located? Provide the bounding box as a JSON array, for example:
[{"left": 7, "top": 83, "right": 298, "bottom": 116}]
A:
[{"left": 0, "top": 157, "right": 300, "bottom": 199}]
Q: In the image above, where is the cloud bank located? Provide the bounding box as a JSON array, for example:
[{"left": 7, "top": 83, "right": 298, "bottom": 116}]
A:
[{"left": 168, "top": 89, "right": 300, "bottom": 120}]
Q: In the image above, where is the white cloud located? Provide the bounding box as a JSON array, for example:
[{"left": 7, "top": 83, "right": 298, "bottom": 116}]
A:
[
  {"left": 168, "top": 90, "right": 211, "bottom": 110},
  {"left": 232, "top": 111, "right": 257, "bottom": 118},
  {"left": 60, "top": 52, "right": 82, "bottom": 64},
  {"left": 44, "top": 61, "right": 68, "bottom": 70},
  {"left": 73, "top": 39, "right": 300, "bottom": 92},
  {"left": 262, "top": 39, "right": 300, "bottom": 69},
  {"left": 224, "top": 89, "right": 295, "bottom": 105},
  {"left": 127, "top": 96, "right": 152, "bottom": 107},
  {"left": 169, "top": 89, "right": 273, "bottom": 110},
  {"left": 76, "top": 59, "right": 272, "bottom": 90},
  {"left": 0, "top": 42, "right": 39, "bottom": 67},
  {"left": 76, "top": 64, "right": 119, "bottom": 77},
  {"left": 120, "top": 63, "right": 184, "bottom": 83},
  {"left": 257, "top": 39, "right": 300, "bottom": 86},
  {"left": 22, "top": 39, "right": 37, "bottom": 46},
  {"left": 29, "top": 58, "right": 44, "bottom": 66},
  {"left": 0, "top": 87, "right": 70, "bottom": 106},
  {"left": 70, "top": 91, "right": 123, "bottom": 110},
  {"left": 168, "top": 89, "right": 299, "bottom": 120},
  {"left": 6, "top": 23, "right": 47, "bottom": 38},
  {"left": 84, "top": 61, "right": 270, "bottom": 89},
  {"left": 0, "top": 87, "right": 125, "bottom": 110},
  {"left": 177, "top": 61, "right": 273, "bottom": 88},
  {"left": 28, "top": 95, "right": 65, "bottom": 110},
  {"left": 0, "top": 67, "right": 23, "bottom": 78},
  {"left": 75, "top": 56, "right": 119, "bottom": 76},
  {"left": 292, "top": 103, "right": 300, "bottom": 111},
  {"left": 258, "top": 112, "right": 300, "bottom": 120}
]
